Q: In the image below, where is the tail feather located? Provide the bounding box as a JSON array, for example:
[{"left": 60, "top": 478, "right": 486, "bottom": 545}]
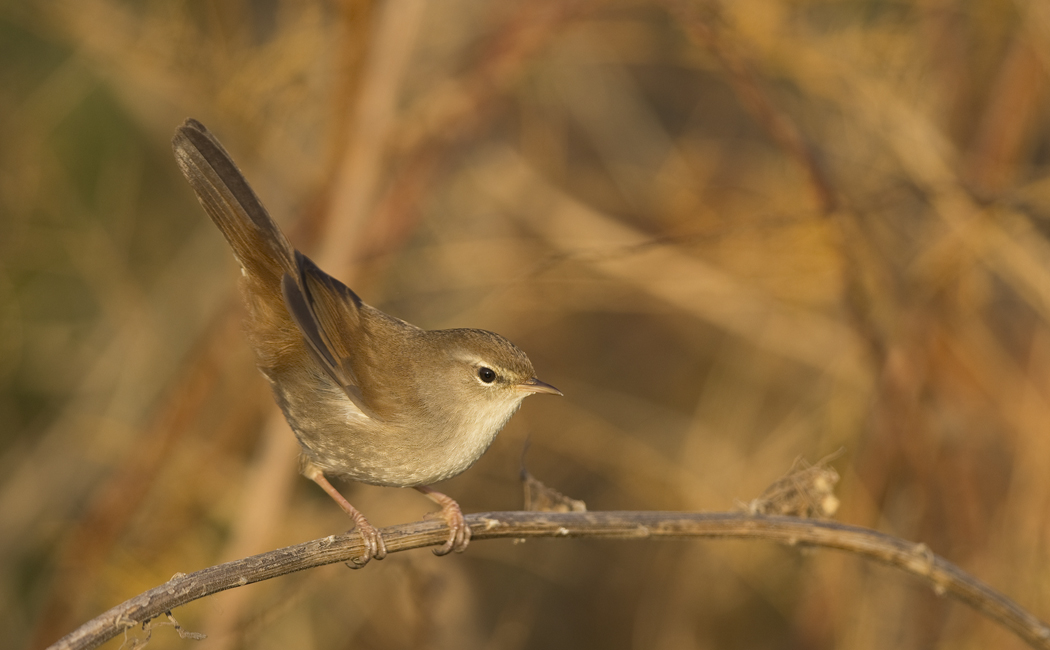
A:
[{"left": 172, "top": 119, "right": 295, "bottom": 289}]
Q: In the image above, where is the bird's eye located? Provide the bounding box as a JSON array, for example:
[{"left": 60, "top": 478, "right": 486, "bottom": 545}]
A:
[{"left": 478, "top": 367, "right": 497, "bottom": 383}]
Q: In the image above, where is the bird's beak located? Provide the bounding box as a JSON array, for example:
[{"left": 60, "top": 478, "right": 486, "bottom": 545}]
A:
[{"left": 517, "top": 377, "right": 563, "bottom": 396}]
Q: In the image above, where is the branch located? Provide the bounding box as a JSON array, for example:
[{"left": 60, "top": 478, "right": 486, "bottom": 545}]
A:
[{"left": 48, "top": 511, "right": 1050, "bottom": 650}]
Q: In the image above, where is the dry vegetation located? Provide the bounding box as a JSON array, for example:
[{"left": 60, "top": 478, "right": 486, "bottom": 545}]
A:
[{"left": 3, "top": 0, "right": 1050, "bottom": 649}]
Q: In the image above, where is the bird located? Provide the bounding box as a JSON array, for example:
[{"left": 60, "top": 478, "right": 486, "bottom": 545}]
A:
[{"left": 171, "top": 119, "right": 560, "bottom": 565}]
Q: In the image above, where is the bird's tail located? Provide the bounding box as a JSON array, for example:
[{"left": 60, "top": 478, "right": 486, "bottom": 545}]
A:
[{"left": 172, "top": 118, "right": 296, "bottom": 291}]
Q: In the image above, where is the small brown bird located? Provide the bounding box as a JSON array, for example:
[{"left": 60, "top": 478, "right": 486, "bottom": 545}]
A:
[{"left": 172, "top": 119, "right": 560, "bottom": 565}]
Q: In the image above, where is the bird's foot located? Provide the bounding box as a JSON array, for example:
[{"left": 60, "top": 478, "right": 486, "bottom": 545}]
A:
[
  {"left": 345, "top": 510, "right": 388, "bottom": 568},
  {"left": 304, "top": 463, "right": 387, "bottom": 567},
  {"left": 416, "top": 486, "right": 471, "bottom": 555}
]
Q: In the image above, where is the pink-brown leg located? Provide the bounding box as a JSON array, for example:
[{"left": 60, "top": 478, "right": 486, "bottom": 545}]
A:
[
  {"left": 303, "top": 463, "right": 386, "bottom": 567},
  {"left": 415, "top": 486, "right": 471, "bottom": 555}
]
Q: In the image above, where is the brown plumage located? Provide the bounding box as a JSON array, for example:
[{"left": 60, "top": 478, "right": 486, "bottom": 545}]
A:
[{"left": 172, "top": 119, "right": 559, "bottom": 564}]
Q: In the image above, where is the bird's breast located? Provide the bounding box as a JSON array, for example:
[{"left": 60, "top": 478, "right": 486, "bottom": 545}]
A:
[{"left": 266, "top": 364, "right": 525, "bottom": 487}]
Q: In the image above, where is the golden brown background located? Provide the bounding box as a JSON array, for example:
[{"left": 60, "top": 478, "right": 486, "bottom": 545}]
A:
[{"left": 3, "top": 1, "right": 1050, "bottom": 648}]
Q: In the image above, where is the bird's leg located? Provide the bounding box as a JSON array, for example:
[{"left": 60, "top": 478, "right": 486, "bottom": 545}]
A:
[
  {"left": 303, "top": 462, "right": 387, "bottom": 566},
  {"left": 415, "top": 486, "right": 471, "bottom": 555}
]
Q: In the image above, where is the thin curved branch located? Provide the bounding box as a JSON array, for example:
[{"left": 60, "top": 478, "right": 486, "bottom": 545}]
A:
[{"left": 48, "top": 511, "right": 1050, "bottom": 650}]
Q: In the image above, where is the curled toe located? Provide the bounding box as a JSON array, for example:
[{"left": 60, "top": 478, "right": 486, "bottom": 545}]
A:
[
  {"left": 416, "top": 486, "right": 471, "bottom": 557},
  {"left": 432, "top": 508, "right": 471, "bottom": 556},
  {"left": 346, "top": 521, "right": 387, "bottom": 568}
]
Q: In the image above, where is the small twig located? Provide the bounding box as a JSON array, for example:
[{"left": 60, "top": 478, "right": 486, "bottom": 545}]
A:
[{"left": 48, "top": 511, "right": 1050, "bottom": 650}]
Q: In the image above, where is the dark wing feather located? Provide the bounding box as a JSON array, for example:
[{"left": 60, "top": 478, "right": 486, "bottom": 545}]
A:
[{"left": 282, "top": 251, "right": 385, "bottom": 420}]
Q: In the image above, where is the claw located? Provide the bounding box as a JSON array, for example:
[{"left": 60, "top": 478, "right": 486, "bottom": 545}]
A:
[
  {"left": 416, "top": 486, "right": 472, "bottom": 555},
  {"left": 345, "top": 516, "right": 388, "bottom": 568}
]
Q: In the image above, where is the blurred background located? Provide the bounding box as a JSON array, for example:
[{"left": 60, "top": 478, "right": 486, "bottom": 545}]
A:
[{"left": 3, "top": 0, "right": 1050, "bottom": 648}]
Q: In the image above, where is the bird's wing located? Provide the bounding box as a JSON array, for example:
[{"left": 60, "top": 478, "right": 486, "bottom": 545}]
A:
[{"left": 281, "top": 251, "right": 387, "bottom": 420}]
